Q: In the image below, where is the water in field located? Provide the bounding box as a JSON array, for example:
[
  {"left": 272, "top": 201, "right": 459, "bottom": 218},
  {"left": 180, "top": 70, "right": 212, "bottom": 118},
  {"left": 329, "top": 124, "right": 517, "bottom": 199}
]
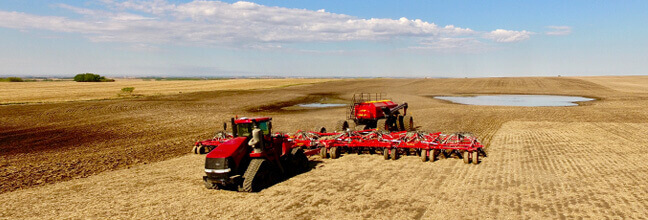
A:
[
  {"left": 297, "top": 103, "right": 347, "bottom": 108},
  {"left": 434, "top": 95, "right": 594, "bottom": 107}
]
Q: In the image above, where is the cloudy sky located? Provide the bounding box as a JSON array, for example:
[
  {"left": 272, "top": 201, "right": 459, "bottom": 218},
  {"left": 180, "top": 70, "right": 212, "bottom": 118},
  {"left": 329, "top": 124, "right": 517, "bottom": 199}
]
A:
[{"left": 0, "top": 0, "right": 646, "bottom": 77}]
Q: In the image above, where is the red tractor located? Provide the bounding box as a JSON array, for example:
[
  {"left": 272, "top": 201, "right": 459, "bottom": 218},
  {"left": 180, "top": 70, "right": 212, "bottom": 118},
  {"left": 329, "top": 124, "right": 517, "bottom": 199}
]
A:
[
  {"left": 203, "top": 117, "right": 313, "bottom": 192},
  {"left": 337, "top": 93, "right": 414, "bottom": 132}
]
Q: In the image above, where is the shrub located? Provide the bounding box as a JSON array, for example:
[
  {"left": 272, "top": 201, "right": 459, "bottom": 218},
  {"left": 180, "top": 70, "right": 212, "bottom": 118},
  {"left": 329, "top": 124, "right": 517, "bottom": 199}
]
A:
[
  {"left": 7, "top": 77, "right": 24, "bottom": 82},
  {"left": 121, "top": 87, "right": 135, "bottom": 93},
  {"left": 73, "top": 73, "right": 113, "bottom": 82}
]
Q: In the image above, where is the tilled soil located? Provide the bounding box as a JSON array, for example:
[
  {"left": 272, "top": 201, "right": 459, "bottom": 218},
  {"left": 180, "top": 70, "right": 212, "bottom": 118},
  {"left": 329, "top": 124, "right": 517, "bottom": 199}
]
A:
[
  {"left": 2, "top": 121, "right": 648, "bottom": 219},
  {"left": 2, "top": 77, "right": 648, "bottom": 218}
]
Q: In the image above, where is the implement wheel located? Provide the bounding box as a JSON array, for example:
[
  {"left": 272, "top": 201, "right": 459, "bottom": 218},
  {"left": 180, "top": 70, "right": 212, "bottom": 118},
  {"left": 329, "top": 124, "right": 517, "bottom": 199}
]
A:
[
  {"left": 383, "top": 148, "right": 390, "bottom": 160},
  {"left": 403, "top": 115, "right": 414, "bottom": 131},
  {"left": 462, "top": 151, "right": 470, "bottom": 164},
  {"left": 330, "top": 147, "right": 339, "bottom": 159},
  {"left": 390, "top": 148, "right": 399, "bottom": 160},
  {"left": 319, "top": 147, "right": 328, "bottom": 158},
  {"left": 472, "top": 151, "right": 480, "bottom": 165},
  {"left": 376, "top": 119, "right": 387, "bottom": 131},
  {"left": 431, "top": 149, "right": 439, "bottom": 162},
  {"left": 420, "top": 149, "right": 428, "bottom": 162},
  {"left": 336, "top": 120, "right": 349, "bottom": 132}
]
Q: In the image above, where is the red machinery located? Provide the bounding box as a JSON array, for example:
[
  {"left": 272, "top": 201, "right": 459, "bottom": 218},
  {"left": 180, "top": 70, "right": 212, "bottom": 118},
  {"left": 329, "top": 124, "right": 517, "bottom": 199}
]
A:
[
  {"left": 290, "top": 130, "right": 486, "bottom": 164},
  {"left": 193, "top": 131, "right": 233, "bottom": 154},
  {"left": 337, "top": 93, "right": 413, "bottom": 132},
  {"left": 197, "top": 116, "right": 486, "bottom": 192},
  {"left": 202, "top": 117, "right": 320, "bottom": 192}
]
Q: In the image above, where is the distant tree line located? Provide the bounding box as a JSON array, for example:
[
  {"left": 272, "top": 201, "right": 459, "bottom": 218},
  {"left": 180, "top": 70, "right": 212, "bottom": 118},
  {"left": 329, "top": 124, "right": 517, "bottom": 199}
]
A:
[
  {"left": 0, "top": 77, "right": 24, "bottom": 82},
  {"left": 73, "top": 73, "right": 114, "bottom": 82}
]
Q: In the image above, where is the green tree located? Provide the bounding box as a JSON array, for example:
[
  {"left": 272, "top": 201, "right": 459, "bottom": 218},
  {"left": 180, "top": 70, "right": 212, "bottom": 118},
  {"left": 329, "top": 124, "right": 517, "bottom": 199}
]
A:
[
  {"left": 73, "top": 73, "right": 113, "bottom": 82},
  {"left": 7, "top": 77, "right": 23, "bottom": 82}
]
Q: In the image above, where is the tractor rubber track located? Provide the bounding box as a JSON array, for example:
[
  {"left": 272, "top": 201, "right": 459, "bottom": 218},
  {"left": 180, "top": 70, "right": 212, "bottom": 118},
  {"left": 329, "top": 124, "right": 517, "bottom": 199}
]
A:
[{"left": 239, "top": 159, "right": 267, "bottom": 192}]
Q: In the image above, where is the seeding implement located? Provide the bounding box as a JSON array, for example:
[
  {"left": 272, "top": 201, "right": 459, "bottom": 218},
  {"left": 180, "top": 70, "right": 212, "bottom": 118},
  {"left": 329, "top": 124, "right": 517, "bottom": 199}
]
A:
[
  {"left": 290, "top": 129, "right": 486, "bottom": 164},
  {"left": 197, "top": 115, "right": 485, "bottom": 192},
  {"left": 336, "top": 93, "right": 413, "bottom": 132},
  {"left": 193, "top": 130, "right": 232, "bottom": 154}
]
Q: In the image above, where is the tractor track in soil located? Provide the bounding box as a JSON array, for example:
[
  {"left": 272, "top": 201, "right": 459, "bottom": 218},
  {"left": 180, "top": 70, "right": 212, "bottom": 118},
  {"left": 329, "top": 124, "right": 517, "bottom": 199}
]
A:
[{"left": 2, "top": 76, "right": 648, "bottom": 218}]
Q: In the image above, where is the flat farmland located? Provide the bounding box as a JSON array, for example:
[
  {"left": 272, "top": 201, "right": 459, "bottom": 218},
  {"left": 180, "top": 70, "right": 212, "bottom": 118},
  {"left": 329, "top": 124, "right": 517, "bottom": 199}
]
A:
[
  {"left": 0, "top": 78, "right": 334, "bottom": 104},
  {"left": 2, "top": 76, "right": 648, "bottom": 219}
]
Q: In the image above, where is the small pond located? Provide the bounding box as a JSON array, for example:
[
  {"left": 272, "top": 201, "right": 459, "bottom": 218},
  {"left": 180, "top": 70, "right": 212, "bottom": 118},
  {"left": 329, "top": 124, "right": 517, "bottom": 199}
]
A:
[
  {"left": 434, "top": 95, "right": 594, "bottom": 107},
  {"left": 297, "top": 103, "right": 347, "bottom": 108}
]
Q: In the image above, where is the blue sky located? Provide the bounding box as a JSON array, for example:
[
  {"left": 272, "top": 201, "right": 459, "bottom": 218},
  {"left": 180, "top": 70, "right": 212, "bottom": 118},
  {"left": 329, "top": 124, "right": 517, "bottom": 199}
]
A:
[{"left": 0, "top": 0, "right": 646, "bottom": 78}]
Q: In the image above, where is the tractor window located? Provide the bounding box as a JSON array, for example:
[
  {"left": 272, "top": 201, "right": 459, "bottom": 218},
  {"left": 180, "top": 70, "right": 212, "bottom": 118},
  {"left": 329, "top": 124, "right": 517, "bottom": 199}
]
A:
[
  {"left": 237, "top": 123, "right": 252, "bottom": 137},
  {"left": 258, "top": 122, "right": 270, "bottom": 135}
]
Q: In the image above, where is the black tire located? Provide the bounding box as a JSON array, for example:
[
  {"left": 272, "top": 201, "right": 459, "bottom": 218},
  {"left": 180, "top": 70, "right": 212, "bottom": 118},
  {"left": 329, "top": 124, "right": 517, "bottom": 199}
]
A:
[
  {"left": 420, "top": 149, "right": 428, "bottom": 162},
  {"left": 472, "top": 151, "right": 480, "bottom": 165},
  {"left": 403, "top": 115, "right": 414, "bottom": 131},
  {"left": 390, "top": 148, "right": 398, "bottom": 160},
  {"left": 376, "top": 119, "right": 387, "bottom": 131},
  {"left": 318, "top": 127, "right": 327, "bottom": 133},
  {"left": 239, "top": 159, "right": 270, "bottom": 192},
  {"left": 462, "top": 151, "right": 470, "bottom": 164},
  {"left": 291, "top": 148, "right": 309, "bottom": 173},
  {"left": 330, "top": 147, "right": 339, "bottom": 159},
  {"left": 197, "top": 145, "right": 206, "bottom": 154},
  {"left": 192, "top": 145, "right": 197, "bottom": 154},
  {"left": 336, "top": 120, "right": 349, "bottom": 132},
  {"left": 383, "top": 148, "right": 390, "bottom": 160},
  {"left": 319, "top": 146, "right": 328, "bottom": 158},
  {"left": 397, "top": 115, "right": 405, "bottom": 131}
]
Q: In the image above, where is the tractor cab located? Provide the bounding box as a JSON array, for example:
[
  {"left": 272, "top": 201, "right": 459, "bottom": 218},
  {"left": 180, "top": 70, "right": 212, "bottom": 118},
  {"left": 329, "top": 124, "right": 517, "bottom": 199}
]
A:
[{"left": 231, "top": 117, "right": 272, "bottom": 138}]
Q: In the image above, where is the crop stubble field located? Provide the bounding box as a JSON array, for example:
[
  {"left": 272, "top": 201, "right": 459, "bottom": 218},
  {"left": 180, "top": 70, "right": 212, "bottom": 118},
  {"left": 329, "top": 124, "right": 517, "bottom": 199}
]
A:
[{"left": 1, "top": 76, "right": 648, "bottom": 219}]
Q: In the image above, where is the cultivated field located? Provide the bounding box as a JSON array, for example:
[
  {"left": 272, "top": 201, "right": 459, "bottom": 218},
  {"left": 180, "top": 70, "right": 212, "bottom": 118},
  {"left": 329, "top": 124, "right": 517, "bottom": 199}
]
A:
[
  {"left": 0, "top": 78, "right": 334, "bottom": 104},
  {"left": 2, "top": 76, "right": 648, "bottom": 219}
]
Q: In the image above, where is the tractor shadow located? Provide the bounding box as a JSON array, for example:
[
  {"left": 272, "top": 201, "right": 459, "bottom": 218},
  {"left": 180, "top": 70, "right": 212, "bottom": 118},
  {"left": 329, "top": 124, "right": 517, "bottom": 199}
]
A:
[{"left": 263, "top": 160, "right": 324, "bottom": 191}]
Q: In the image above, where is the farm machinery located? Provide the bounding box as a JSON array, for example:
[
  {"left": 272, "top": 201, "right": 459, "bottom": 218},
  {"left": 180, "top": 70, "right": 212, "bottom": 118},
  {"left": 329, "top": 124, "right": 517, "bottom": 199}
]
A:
[
  {"left": 290, "top": 129, "right": 486, "bottom": 163},
  {"left": 202, "top": 117, "right": 320, "bottom": 192},
  {"left": 196, "top": 94, "right": 485, "bottom": 192},
  {"left": 336, "top": 93, "right": 413, "bottom": 132},
  {"left": 197, "top": 117, "right": 486, "bottom": 192}
]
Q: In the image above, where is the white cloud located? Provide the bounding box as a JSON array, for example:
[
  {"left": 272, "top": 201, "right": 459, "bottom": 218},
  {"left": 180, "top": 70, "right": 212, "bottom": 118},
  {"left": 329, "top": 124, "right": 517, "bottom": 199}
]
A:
[
  {"left": 411, "top": 38, "right": 488, "bottom": 52},
  {"left": 546, "top": 26, "right": 572, "bottom": 36},
  {"left": 0, "top": 1, "right": 532, "bottom": 50},
  {"left": 483, "top": 29, "right": 533, "bottom": 43}
]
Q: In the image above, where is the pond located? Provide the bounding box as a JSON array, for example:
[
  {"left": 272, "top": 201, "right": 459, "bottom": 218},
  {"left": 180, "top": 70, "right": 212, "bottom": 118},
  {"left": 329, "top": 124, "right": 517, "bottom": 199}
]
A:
[
  {"left": 434, "top": 95, "right": 594, "bottom": 107},
  {"left": 297, "top": 103, "right": 347, "bottom": 108}
]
